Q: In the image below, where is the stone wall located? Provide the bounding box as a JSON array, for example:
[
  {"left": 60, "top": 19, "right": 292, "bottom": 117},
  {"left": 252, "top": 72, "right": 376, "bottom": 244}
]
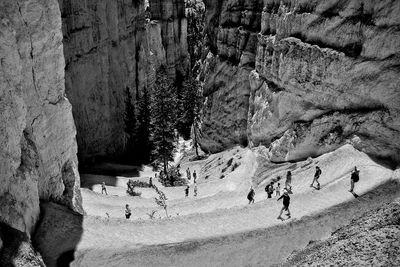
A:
[
  {"left": 60, "top": 0, "right": 189, "bottom": 165},
  {"left": 0, "top": 0, "right": 82, "bottom": 236},
  {"left": 200, "top": 0, "right": 400, "bottom": 164}
]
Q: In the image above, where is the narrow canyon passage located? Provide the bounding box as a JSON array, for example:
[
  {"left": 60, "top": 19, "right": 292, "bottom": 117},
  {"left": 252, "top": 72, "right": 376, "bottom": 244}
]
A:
[{"left": 1, "top": 0, "right": 400, "bottom": 266}]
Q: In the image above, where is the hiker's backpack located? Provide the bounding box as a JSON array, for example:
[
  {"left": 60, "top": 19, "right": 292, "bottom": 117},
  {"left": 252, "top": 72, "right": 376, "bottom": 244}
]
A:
[{"left": 351, "top": 172, "right": 359, "bottom": 182}]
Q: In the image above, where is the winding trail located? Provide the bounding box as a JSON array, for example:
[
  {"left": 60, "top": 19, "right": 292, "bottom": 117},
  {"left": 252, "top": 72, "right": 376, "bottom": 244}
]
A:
[{"left": 71, "top": 145, "right": 399, "bottom": 266}]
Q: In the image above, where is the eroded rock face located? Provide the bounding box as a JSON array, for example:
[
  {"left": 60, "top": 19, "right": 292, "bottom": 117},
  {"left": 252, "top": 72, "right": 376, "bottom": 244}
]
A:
[
  {"left": 0, "top": 0, "right": 82, "bottom": 236},
  {"left": 60, "top": 0, "right": 189, "bottom": 165},
  {"left": 200, "top": 0, "right": 264, "bottom": 153},
  {"left": 201, "top": 0, "right": 400, "bottom": 163},
  {"left": 150, "top": 0, "right": 189, "bottom": 78}
]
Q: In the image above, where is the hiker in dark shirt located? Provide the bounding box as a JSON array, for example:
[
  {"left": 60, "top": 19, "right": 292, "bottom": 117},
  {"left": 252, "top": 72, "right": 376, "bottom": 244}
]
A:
[
  {"left": 185, "top": 185, "right": 189, "bottom": 197},
  {"left": 310, "top": 166, "right": 322, "bottom": 189},
  {"left": 265, "top": 182, "right": 274, "bottom": 198},
  {"left": 193, "top": 170, "right": 197, "bottom": 183},
  {"left": 349, "top": 166, "right": 360, "bottom": 192},
  {"left": 101, "top": 182, "right": 108, "bottom": 195},
  {"left": 277, "top": 189, "right": 291, "bottom": 220},
  {"left": 247, "top": 186, "right": 255, "bottom": 204},
  {"left": 186, "top": 167, "right": 191, "bottom": 180},
  {"left": 125, "top": 204, "right": 132, "bottom": 219},
  {"left": 285, "top": 171, "right": 292, "bottom": 191}
]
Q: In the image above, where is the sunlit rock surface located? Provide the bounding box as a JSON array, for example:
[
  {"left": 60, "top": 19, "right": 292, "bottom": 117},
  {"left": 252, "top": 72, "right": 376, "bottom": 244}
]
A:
[
  {"left": 200, "top": 0, "right": 400, "bottom": 163},
  {"left": 0, "top": 0, "right": 82, "bottom": 236}
]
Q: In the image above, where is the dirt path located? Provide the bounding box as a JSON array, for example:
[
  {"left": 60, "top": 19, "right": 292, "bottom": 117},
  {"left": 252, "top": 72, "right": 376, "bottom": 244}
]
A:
[{"left": 71, "top": 145, "right": 399, "bottom": 266}]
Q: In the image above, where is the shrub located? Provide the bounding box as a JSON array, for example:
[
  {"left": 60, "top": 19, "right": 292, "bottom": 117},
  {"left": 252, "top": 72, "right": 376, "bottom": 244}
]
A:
[
  {"left": 127, "top": 179, "right": 142, "bottom": 197},
  {"left": 159, "top": 166, "right": 187, "bottom": 187},
  {"left": 127, "top": 180, "right": 152, "bottom": 188}
]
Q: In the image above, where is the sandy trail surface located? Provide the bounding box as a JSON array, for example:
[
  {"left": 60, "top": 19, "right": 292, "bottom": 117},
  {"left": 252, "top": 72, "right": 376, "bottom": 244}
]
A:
[{"left": 72, "top": 145, "right": 399, "bottom": 266}]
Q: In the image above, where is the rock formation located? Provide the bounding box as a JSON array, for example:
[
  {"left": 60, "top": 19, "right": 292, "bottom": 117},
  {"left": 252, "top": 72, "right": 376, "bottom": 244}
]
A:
[
  {"left": 59, "top": 0, "right": 189, "bottom": 166},
  {"left": 0, "top": 0, "right": 82, "bottom": 264},
  {"left": 200, "top": 0, "right": 400, "bottom": 164},
  {"left": 281, "top": 192, "right": 400, "bottom": 266}
]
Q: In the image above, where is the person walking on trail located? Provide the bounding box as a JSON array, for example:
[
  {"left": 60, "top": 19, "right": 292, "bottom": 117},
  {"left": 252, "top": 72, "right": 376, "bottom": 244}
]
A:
[
  {"left": 285, "top": 171, "right": 292, "bottom": 190},
  {"left": 349, "top": 166, "right": 360, "bottom": 192},
  {"left": 310, "top": 166, "right": 322, "bottom": 189},
  {"left": 193, "top": 170, "right": 197, "bottom": 183},
  {"left": 125, "top": 204, "right": 132, "bottom": 219},
  {"left": 186, "top": 167, "right": 191, "bottom": 180},
  {"left": 101, "top": 182, "right": 108, "bottom": 195},
  {"left": 277, "top": 189, "right": 291, "bottom": 220},
  {"left": 265, "top": 182, "right": 274, "bottom": 198},
  {"left": 149, "top": 177, "right": 153, "bottom": 187},
  {"left": 247, "top": 186, "right": 255, "bottom": 204},
  {"left": 275, "top": 183, "right": 281, "bottom": 197},
  {"left": 185, "top": 185, "right": 189, "bottom": 197},
  {"left": 194, "top": 184, "right": 198, "bottom": 197}
]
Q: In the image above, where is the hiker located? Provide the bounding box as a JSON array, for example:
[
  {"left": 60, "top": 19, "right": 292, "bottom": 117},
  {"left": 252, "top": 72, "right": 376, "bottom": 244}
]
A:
[
  {"left": 149, "top": 177, "right": 153, "bottom": 187},
  {"left": 125, "top": 204, "right": 132, "bottom": 219},
  {"left": 186, "top": 167, "right": 191, "bottom": 180},
  {"left": 277, "top": 189, "right": 291, "bottom": 220},
  {"left": 101, "top": 182, "right": 108, "bottom": 195},
  {"left": 275, "top": 183, "right": 281, "bottom": 197},
  {"left": 349, "top": 166, "right": 360, "bottom": 192},
  {"left": 247, "top": 186, "right": 255, "bottom": 204},
  {"left": 285, "top": 171, "right": 292, "bottom": 190},
  {"left": 193, "top": 170, "right": 197, "bottom": 183},
  {"left": 194, "top": 184, "right": 198, "bottom": 197},
  {"left": 310, "top": 166, "right": 322, "bottom": 189},
  {"left": 185, "top": 185, "right": 189, "bottom": 197},
  {"left": 265, "top": 182, "right": 274, "bottom": 198}
]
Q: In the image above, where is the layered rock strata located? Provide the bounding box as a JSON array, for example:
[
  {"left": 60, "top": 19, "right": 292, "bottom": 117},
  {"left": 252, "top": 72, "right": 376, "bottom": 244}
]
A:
[
  {"left": 200, "top": 0, "right": 400, "bottom": 164},
  {"left": 60, "top": 0, "right": 189, "bottom": 165}
]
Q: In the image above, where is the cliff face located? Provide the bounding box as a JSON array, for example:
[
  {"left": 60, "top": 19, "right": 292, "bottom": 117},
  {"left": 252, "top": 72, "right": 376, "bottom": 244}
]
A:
[
  {"left": 200, "top": 0, "right": 400, "bottom": 163},
  {"left": 0, "top": 0, "right": 82, "bottom": 239},
  {"left": 150, "top": 0, "right": 189, "bottom": 78},
  {"left": 60, "top": 0, "right": 189, "bottom": 165}
]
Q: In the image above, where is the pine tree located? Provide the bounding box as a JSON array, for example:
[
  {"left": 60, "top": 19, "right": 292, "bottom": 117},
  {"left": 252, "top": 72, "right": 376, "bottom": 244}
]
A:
[
  {"left": 177, "top": 77, "right": 202, "bottom": 139},
  {"left": 124, "top": 87, "right": 138, "bottom": 163},
  {"left": 136, "top": 86, "right": 152, "bottom": 163},
  {"left": 150, "top": 66, "right": 177, "bottom": 176}
]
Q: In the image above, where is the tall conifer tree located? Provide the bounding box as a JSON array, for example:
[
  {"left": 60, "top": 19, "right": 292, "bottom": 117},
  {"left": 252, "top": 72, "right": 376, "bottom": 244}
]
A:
[{"left": 150, "top": 66, "right": 177, "bottom": 175}]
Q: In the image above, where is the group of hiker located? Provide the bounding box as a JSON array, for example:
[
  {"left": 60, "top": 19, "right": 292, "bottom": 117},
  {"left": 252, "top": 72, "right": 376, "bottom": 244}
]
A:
[
  {"left": 247, "top": 165, "right": 361, "bottom": 220},
  {"left": 185, "top": 168, "right": 198, "bottom": 197},
  {"left": 108, "top": 162, "right": 361, "bottom": 220}
]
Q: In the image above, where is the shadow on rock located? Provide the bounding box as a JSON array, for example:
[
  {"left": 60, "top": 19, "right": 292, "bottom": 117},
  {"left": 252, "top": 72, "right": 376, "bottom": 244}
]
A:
[
  {"left": 33, "top": 202, "right": 83, "bottom": 267},
  {"left": 0, "top": 222, "right": 45, "bottom": 267}
]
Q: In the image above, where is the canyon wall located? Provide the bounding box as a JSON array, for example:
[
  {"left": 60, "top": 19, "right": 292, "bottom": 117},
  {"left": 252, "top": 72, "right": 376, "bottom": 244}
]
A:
[
  {"left": 0, "top": 0, "right": 82, "bottom": 263},
  {"left": 200, "top": 0, "right": 400, "bottom": 164},
  {"left": 60, "top": 0, "right": 189, "bottom": 166}
]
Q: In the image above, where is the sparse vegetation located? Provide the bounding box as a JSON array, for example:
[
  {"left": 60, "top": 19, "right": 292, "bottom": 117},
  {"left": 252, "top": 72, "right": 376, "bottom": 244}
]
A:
[
  {"left": 126, "top": 180, "right": 152, "bottom": 188},
  {"left": 158, "top": 166, "right": 187, "bottom": 187},
  {"left": 147, "top": 210, "right": 157, "bottom": 220},
  {"left": 154, "top": 185, "right": 168, "bottom": 217},
  {"left": 126, "top": 179, "right": 142, "bottom": 197}
]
